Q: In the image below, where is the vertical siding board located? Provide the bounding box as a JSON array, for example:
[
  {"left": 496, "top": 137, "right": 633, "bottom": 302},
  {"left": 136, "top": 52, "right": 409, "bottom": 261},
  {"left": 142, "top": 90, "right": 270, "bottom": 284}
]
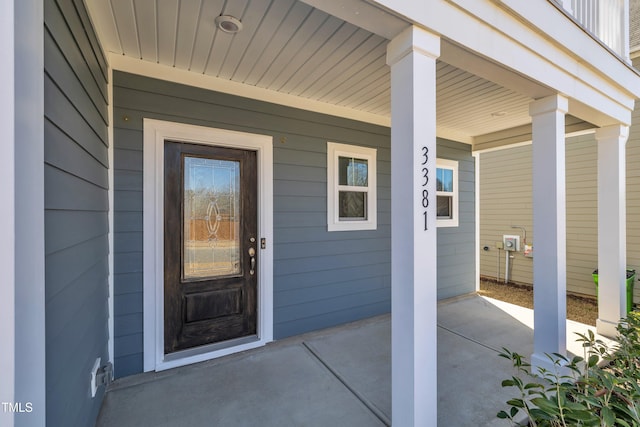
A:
[
  {"left": 44, "top": 0, "right": 109, "bottom": 425},
  {"left": 113, "top": 72, "right": 474, "bottom": 375}
]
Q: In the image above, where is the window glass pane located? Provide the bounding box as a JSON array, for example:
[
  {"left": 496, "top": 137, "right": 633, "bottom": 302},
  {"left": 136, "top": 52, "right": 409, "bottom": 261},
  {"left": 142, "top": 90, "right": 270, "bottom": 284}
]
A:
[
  {"left": 437, "top": 168, "right": 453, "bottom": 192},
  {"left": 183, "top": 156, "right": 240, "bottom": 280},
  {"left": 338, "top": 157, "right": 368, "bottom": 186},
  {"left": 338, "top": 191, "right": 367, "bottom": 219},
  {"left": 437, "top": 195, "right": 452, "bottom": 219}
]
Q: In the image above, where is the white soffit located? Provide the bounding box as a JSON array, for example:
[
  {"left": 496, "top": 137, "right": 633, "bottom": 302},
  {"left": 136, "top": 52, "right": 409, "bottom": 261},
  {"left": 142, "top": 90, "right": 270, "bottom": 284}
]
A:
[{"left": 86, "top": 0, "right": 535, "bottom": 140}]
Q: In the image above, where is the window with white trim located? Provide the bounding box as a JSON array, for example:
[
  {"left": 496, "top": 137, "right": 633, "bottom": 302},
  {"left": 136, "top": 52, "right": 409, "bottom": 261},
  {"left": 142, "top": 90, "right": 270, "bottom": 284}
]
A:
[
  {"left": 327, "top": 142, "right": 377, "bottom": 231},
  {"left": 436, "top": 159, "right": 459, "bottom": 228}
]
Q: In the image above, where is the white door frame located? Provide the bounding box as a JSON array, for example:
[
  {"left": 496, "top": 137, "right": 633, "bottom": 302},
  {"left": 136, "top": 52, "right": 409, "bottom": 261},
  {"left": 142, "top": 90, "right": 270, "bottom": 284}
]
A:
[{"left": 143, "top": 118, "right": 273, "bottom": 372}]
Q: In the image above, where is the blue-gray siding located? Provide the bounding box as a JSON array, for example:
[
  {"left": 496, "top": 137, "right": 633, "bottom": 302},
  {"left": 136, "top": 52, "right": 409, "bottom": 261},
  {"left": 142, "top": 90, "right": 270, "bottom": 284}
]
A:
[
  {"left": 44, "top": 0, "right": 109, "bottom": 425},
  {"left": 113, "top": 71, "right": 475, "bottom": 377},
  {"left": 437, "top": 140, "right": 476, "bottom": 299}
]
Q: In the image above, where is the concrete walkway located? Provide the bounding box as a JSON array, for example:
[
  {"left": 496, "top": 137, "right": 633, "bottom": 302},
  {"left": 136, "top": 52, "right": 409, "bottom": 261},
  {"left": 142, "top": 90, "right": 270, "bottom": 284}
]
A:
[{"left": 97, "top": 295, "right": 612, "bottom": 427}]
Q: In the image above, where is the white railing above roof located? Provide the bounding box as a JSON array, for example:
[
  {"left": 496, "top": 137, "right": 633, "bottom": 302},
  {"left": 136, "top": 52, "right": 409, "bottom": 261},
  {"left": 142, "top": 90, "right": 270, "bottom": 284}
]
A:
[{"left": 554, "top": 0, "right": 630, "bottom": 59}]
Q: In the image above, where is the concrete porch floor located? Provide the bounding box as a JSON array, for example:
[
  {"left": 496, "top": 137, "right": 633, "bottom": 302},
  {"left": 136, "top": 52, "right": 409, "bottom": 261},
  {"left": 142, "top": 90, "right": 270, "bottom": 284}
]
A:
[{"left": 97, "top": 295, "right": 613, "bottom": 427}]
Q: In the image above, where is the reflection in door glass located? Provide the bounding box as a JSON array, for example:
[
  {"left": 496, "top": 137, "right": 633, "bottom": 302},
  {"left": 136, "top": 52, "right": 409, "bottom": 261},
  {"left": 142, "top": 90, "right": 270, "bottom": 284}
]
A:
[{"left": 183, "top": 156, "right": 240, "bottom": 280}]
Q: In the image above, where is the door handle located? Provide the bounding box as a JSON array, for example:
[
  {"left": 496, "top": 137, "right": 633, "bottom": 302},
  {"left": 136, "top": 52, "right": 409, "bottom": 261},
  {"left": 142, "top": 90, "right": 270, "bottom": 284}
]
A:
[{"left": 248, "top": 247, "right": 256, "bottom": 275}]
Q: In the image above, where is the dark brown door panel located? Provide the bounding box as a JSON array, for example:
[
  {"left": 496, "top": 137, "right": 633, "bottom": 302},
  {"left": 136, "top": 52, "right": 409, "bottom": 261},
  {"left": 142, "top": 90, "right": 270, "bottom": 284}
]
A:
[{"left": 164, "top": 141, "right": 257, "bottom": 354}]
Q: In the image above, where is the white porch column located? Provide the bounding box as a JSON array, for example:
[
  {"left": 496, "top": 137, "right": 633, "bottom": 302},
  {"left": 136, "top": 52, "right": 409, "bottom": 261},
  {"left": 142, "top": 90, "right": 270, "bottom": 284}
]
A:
[
  {"left": 0, "top": 1, "right": 16, "bottom": 426},
  {"left": 386, "top": 26, "right": 440, "bottom": 426},
  {"left": 530, "top": 95, "right": 568, "bottom": 371},
  {"left": 596, "top": 124, "right": 629, "bottom": 338}
]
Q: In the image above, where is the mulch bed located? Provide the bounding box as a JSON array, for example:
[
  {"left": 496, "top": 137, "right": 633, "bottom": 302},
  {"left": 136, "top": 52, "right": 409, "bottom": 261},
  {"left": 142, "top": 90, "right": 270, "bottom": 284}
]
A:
[{"left": 478, "top": 278, "right": 598, "bottom": 326}]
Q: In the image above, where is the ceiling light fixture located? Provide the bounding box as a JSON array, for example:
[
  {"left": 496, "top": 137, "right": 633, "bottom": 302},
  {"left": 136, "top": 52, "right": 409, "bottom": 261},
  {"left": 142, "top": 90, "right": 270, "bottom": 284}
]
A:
[{"left": 215, "top": 15, "right": 243, "bottom": 34}]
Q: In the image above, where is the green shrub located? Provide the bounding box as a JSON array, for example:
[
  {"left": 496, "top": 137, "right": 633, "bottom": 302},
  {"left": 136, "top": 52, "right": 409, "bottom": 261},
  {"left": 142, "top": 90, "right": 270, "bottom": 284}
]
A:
[{"left": 498, "top": 311, "right": 640, "bottom": 426}]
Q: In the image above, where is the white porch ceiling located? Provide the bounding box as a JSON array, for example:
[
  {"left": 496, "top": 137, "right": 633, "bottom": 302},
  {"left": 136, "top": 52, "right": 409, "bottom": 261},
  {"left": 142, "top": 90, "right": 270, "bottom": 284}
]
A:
[{"left": 87, "top": 0, "right": 538, "bottom": 143}]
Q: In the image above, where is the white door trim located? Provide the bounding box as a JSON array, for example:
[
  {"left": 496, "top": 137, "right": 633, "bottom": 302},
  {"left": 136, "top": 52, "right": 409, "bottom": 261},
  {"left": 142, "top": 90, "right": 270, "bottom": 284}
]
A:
[{"left": 143, "top": 118, "right": 273, "bottom": 372}]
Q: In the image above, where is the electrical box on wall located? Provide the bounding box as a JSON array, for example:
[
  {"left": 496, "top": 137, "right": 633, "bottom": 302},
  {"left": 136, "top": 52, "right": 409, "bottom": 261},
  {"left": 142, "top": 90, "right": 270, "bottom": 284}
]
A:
[
  {"left": 523, "top": 243, "right": 533, "bottom": 258},
  {"left": 503, "top": 235, "right": 520, "bottom": 252}
]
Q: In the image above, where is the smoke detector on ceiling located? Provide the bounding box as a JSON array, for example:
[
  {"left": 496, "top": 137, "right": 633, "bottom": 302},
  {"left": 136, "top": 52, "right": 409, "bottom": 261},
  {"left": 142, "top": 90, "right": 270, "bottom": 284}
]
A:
[{"left": 215, "top": 15, "right": 243, "bottom": 34}]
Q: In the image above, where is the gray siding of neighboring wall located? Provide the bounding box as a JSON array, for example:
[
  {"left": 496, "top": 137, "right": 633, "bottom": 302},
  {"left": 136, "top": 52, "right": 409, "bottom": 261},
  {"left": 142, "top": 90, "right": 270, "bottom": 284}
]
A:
[
  {"left": 479, "top": 137, "right": 601, "bottom": 296},
  {"left": 44, "top": 0, "right": 109, "bottom": 425},
  {"left": 479, "top": 81, "right": 640, "bottom": 303},
  {"left": 113, "top": 72, "right": 475, "bottom": 377},
  {"left": 479, "top": 145, "right": 534, "bottom": 285},
  {"left": 437, "top": 141, "right": 476, "bottom": 299}
]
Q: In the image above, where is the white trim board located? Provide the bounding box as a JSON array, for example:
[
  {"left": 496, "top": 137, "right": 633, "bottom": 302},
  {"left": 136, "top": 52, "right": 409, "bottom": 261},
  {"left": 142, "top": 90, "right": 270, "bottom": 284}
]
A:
[
  {"left": 326, "top": 142, "right": 378, "bottom": 232},
  {"left": 13, "top": 0, "right": 46, "bottom": 422},
  {"left": 0, "top": 0, "right": 16, "bottom": 421},
  {"left": 107, "top": 66, "right": 115, "bottom": 372},
  {"left": 143, "top": 119, "right": 274, "bottom": 372}
]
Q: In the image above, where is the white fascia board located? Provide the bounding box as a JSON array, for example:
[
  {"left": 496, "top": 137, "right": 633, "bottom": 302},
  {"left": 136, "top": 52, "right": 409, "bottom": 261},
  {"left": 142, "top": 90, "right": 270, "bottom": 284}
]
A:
[
  {"left": 298, "top": 0, "right": 407, "bottom": 40},
  {"left": 493, "top": 0, "right": 640, "bottom": 97},
  {"left": 373, "top": 0, "right": 638, "bottom": 124},
  {"left": 109, "top": 54, "right": 390, "bottom": 128},
  {"left": 459, "top": 0, "right": 640, "bottom": 99}
]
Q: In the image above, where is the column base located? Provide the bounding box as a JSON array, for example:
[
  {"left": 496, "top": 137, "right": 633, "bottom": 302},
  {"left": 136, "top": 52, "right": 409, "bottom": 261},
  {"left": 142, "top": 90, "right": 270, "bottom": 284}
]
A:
[{"left": 596, "top": 318, "right": 619, "bottom": 339}]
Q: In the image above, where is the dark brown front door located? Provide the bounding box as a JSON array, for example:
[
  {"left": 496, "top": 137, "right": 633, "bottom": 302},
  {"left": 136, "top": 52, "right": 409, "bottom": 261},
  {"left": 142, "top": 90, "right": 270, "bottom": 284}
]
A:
[{"left": 164, "top": 141, "right": 257, "bottom": 354}]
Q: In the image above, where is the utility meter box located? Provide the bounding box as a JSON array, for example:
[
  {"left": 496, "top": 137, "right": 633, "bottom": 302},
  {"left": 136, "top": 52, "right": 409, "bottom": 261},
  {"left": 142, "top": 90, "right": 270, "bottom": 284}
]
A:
[{"left": 503, "top": 235, "right": 520, "bottom": 252}]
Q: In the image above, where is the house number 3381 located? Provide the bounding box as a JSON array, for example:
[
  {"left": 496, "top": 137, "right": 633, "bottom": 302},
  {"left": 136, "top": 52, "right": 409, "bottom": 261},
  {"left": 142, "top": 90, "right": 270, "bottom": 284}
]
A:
[{"left": 421, "top": 146, "right": 429, "bottom": 231}]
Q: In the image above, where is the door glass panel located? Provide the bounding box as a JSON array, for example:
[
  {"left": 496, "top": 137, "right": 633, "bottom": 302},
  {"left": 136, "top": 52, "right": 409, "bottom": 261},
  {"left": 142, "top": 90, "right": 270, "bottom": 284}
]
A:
[{"left": 183, "top": 156, "right": 240, "bottom": 280}]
